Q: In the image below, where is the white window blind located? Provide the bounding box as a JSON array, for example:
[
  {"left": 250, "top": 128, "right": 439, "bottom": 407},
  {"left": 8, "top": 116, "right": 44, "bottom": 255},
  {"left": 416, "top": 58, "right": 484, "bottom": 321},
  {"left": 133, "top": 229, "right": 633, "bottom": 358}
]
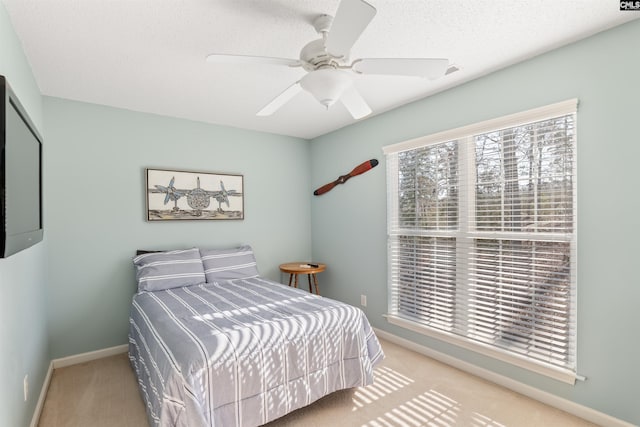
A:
[{"left": 385, "top": 100, "right": 578, "bottom": 383}]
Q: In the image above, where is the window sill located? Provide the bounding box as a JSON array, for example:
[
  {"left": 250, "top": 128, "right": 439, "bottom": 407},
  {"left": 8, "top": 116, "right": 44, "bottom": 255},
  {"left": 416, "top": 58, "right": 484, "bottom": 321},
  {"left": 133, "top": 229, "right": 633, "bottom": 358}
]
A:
[{"left": 385, "top": 314, "right": 579, "bottom": 385}]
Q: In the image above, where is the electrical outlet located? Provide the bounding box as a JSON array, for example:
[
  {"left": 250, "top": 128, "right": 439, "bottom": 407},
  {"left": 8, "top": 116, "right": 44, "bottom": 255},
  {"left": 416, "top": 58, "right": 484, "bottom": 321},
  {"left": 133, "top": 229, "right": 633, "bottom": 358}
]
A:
[
  {"left": 361, "top": 294, "right": 367, "bottom": 307},
  {"left": 23, "top": 374, "right": 28, "bottom": 402}
]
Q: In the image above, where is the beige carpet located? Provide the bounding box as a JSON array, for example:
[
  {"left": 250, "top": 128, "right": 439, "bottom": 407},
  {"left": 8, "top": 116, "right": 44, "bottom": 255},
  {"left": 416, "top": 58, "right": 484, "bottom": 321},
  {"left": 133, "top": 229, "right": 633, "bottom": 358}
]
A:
[{"left": 38, "top": 338, "right": 596, "bottom": 427}]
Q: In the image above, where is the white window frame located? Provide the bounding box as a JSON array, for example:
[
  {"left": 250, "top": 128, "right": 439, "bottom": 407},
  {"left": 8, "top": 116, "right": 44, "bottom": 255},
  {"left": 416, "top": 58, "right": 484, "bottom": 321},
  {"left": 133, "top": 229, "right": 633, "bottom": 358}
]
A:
[{"left": 383, "top": 99, "right": 578, "bottom": 384}]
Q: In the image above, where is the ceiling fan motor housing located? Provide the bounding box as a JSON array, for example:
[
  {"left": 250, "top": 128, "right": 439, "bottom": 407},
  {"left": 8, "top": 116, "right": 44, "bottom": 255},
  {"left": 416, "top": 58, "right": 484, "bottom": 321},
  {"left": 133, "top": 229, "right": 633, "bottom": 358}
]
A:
[{"left": 300, "top": 39, "right": 345, "bottom": 72}]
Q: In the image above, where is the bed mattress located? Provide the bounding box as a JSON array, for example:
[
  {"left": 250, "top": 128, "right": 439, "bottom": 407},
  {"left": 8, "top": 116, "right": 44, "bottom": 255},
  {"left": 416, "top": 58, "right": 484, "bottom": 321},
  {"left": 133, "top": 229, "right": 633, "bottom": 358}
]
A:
[{"left": 129, "top": 276, "right": 383, "bottom": 427}]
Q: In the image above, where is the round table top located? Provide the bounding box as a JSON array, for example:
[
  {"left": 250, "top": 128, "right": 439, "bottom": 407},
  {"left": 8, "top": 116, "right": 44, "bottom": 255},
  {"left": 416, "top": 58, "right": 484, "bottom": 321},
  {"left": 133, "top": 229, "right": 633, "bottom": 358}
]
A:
[{"left": 279, "top": 262, "right": 326, "bottom": 274}]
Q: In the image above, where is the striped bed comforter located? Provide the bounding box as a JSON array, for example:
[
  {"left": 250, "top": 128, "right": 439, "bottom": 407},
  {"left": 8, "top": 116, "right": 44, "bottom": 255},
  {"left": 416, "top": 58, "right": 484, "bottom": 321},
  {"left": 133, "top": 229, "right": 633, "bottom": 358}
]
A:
[{"left": 128, "top": 276, "right": 384, "bottom": 427}]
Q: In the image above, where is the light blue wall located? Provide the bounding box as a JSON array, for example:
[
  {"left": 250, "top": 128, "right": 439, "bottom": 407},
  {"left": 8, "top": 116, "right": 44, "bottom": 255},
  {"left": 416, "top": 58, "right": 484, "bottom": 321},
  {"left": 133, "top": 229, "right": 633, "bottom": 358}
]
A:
[
  {"left": 4, "top": 0, "right": 639, "bottom": 423},
  {"left": 43, "top": 98, "right": 311, "bottom": 358},
  {"left": 0, "top": 4, "right": 50, "bottom": 427},
  {"left": 310, "top": 20, "right": 640, "bottom": 425}
]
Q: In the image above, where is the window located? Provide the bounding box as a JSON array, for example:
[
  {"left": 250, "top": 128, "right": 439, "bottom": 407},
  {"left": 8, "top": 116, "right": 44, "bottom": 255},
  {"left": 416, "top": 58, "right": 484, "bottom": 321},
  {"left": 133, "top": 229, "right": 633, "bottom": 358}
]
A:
[{"left": 384, "top": 100, "right": 577, "bottom": 383}]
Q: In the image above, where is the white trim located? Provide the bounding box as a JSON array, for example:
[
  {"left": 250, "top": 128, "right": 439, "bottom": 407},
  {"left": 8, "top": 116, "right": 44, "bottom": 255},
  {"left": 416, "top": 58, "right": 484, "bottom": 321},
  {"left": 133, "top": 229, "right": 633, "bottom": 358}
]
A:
[
  {"left": 29, "top": 362, "right": 53, "bottom": 427},
  {"left": 52, "top": 344, "right": 128, "bottom": 369},
  {"left": 30, "top": 344, "right": 129, "bottom": 427},
  {"left": 374, "top": 328, "right": 635, "bottom": 427},
  {"left": 382, "top": 98, "right": 578, "bottom": 154},
  {"left": 385, "top": 314, "right": 577, "bottom": 384}
]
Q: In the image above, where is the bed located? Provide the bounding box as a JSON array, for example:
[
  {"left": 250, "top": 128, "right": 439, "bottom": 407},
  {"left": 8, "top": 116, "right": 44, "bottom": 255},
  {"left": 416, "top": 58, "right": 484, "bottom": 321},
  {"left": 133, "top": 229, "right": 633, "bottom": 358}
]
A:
[{"left": 128, "top": 246, "right": 384, "bottom": 427}]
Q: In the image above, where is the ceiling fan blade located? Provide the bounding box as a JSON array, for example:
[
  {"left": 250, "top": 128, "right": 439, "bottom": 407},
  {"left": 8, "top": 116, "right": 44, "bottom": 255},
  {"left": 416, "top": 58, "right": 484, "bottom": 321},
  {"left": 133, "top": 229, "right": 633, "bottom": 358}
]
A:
[
  {"left": 340, "top": 85, "right": 372, "bottom": 119},
  {"left": 256, "top": 82, "right": 302, "bottom": 116},
  {"left": 353, "top": 58, "right": 450, "bottom": 79},
  {"left": 325, "top": 0, "right": 376, "bottom": 58},
  {"left": 206, "top": 54, "right": 302, "bottom": 67},
  {"left": 445, "top": 65, "right": 460, "bottom": 75}
]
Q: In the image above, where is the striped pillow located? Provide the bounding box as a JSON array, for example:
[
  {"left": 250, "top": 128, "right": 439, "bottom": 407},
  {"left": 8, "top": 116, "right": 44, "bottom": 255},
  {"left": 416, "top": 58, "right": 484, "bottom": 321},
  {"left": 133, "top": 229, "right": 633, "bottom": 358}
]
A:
[
  {"left": 133, "top": 248, "right": 205, "bottom": 292},
  {"left": 200, "top": 245, "right": 259, "bottom": 282}
]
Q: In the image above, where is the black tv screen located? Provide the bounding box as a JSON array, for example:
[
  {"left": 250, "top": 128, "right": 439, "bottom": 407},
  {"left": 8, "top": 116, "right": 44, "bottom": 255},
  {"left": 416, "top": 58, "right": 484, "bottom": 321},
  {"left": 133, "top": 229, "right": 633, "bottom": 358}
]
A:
[{"left": 0, "top": 75, "right": 43, "bottom": 258}]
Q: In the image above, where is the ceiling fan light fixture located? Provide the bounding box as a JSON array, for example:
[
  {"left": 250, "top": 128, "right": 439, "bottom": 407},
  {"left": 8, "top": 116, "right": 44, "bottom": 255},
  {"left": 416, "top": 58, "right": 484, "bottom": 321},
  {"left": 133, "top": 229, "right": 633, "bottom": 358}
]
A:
[{"left": 300, "top": 69, "right": 352, "bottom": 108}]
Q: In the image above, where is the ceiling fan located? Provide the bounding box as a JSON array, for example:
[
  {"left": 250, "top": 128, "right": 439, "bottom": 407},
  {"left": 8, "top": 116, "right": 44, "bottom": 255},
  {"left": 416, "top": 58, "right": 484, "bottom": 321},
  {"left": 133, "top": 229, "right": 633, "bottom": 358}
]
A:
[{"left": 206, "top": 0, "right": 455, "bottom": 119}]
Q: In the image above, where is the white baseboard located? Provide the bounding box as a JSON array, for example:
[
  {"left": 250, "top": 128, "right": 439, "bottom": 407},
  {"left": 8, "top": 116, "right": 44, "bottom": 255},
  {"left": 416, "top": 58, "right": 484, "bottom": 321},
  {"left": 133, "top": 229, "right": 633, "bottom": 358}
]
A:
[
  {"left": 52, "top": 344, "right": 128, "bottom": 369},
  {"left": 374, "top": 328, "right": 634, "bottom": 427},
  {"left": 30, "top": 336, "right": 635, "bottom": 426},
  {"left": 30, "top": 362, "right": 53, "bottom": 427},
  {"left": 30, "top": 344, "right": 129, "bottom": 427}
]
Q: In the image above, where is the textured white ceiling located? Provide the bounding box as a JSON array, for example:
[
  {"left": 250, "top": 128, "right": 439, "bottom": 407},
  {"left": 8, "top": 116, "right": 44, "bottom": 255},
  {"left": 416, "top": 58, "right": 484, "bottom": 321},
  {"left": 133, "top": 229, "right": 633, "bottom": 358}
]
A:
[{"left": 2, "top": 0, "right": 638, "bottom": 139}]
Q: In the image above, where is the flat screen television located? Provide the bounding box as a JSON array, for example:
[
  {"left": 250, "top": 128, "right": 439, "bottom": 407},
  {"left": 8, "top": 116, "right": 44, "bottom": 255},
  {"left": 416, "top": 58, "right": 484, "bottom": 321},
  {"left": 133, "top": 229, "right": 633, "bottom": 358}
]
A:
[{"left": 0, "top": 75, "right": 43, "bottom": 258}]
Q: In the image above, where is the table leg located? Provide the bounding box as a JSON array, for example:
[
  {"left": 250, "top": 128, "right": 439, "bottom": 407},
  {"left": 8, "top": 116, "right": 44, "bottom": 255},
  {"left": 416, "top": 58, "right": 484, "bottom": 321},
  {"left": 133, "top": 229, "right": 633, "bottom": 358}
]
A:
[
  {"left": 294, "top": 274, "right": 299, "bottom": 288},
  {"left": 288, "top": 273, "right": 293, "bottom": 287},
  {"left": 312, "top": 274, "right": 320, "bottom": 295},
  {"left": 308, "top": 274, "right": 312, "bottom": 293}
]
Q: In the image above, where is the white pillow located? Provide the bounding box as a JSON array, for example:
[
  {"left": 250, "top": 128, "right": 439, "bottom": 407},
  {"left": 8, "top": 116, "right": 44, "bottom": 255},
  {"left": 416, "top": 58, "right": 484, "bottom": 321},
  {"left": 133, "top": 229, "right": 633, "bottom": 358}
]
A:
[
  {"left": 200, "top": 245, "right": 259, "bottom": 282},
  {"left": 133, "top": 248, "right": 205, "bottom": 292}
]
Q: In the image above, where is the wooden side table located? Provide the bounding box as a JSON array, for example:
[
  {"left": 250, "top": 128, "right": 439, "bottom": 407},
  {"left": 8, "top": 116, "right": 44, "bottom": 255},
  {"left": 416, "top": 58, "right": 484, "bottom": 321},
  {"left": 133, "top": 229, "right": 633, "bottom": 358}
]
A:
[{"left": 279, "top": 262, "right": 326, "bottom": 295}]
